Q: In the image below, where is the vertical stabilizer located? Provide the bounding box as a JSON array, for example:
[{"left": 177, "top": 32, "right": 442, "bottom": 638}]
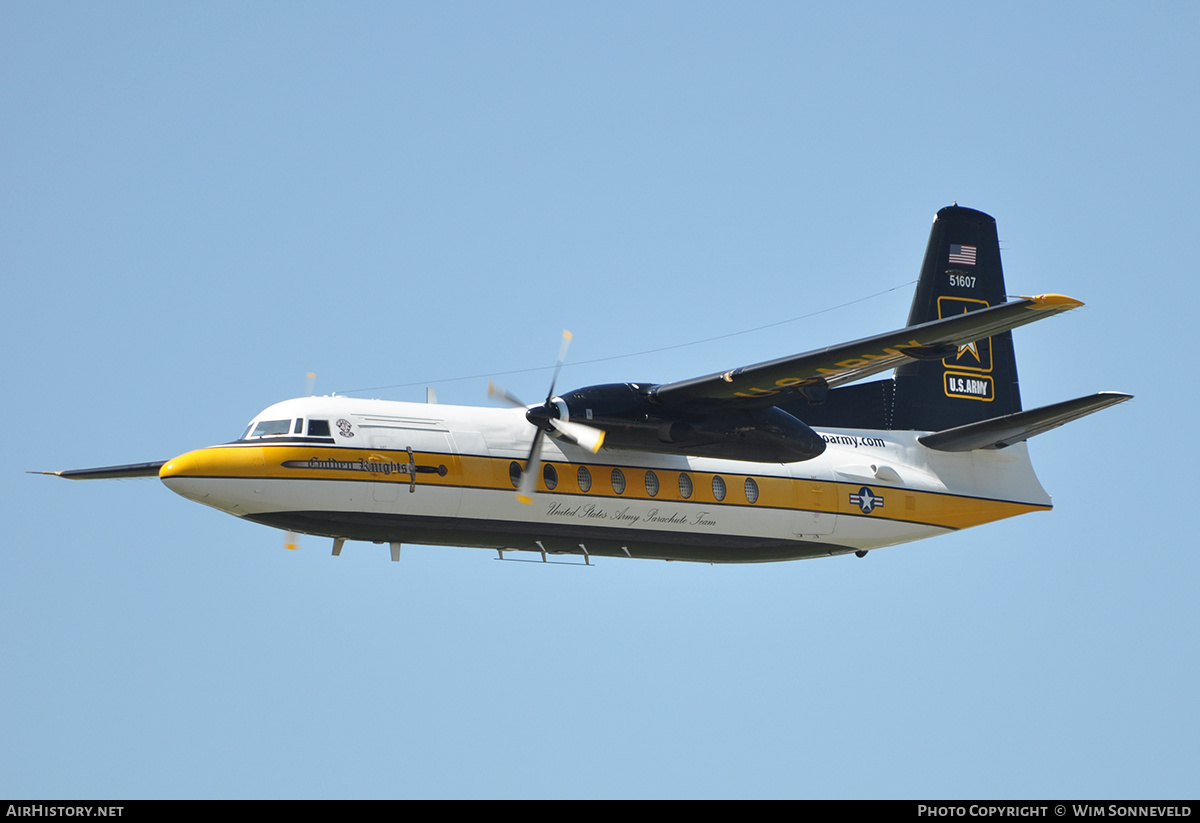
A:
[{"left": 891, "top": 206, "right": 1021, "bottom": 431}]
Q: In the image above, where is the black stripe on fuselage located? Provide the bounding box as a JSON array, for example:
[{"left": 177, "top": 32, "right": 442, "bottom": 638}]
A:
[{"left": 242, "top": 510, "right": 862, "bottom": 564}]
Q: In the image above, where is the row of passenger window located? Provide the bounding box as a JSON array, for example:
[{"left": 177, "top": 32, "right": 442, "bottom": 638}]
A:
[{"left": 510, "top": 461, "right": 760, "bottom": 504}]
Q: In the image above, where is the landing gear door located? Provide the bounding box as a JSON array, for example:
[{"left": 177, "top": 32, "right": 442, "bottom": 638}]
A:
[{"left": 788, "top": 463, "right": 837, "bottom": 537}]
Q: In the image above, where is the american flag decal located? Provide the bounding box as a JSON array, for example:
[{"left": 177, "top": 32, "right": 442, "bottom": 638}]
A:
[{"left": 949, "top": 244, "right": 977, "bottom": 266}]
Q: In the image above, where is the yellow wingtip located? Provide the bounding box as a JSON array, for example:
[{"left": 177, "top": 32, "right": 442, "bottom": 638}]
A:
[{"left": 1025, "top": 293, "right": 1084, "bottom": 310}]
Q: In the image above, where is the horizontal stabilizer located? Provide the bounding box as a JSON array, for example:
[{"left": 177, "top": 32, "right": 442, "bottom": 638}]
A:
[
  {"left": 34, "top": 461, "right": 167, "bottom": 480},
  {"left": 918, "top": 392, "right": 1132, "bottom": 452}
]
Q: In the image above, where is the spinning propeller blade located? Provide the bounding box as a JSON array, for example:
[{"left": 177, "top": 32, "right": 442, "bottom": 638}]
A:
[
  {"left": 487, "top": 381, "right": 526, "bottom": 409},
  {"left": 546, "top": 329, "right": 572, "bottom": 403},
  {"left": 487, "top": 329, "right": 605, "bottom": 503},
  {"left": 550, "top": 418, "right": 605, "bottom": 454},
  {"left": 516, "top": 433, "right": 544, "bottom": 505}
]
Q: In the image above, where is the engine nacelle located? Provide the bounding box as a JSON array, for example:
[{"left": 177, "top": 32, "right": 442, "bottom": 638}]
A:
[
  {"left": 557, "top": 383, "right": 654, "bottom": 421},
  {"left": 668, "top": 407, "right": 825, "bottom": 463},
  {"left": 556, "top": 383, "right": 825, "bottom": 463}
]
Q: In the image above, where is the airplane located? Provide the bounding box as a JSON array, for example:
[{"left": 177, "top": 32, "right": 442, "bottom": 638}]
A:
[{"left": 40, "top": 205, "right": 1131, "bottom": 565}]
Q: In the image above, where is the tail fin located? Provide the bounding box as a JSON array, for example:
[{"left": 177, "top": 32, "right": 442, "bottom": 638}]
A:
[{"left": 891, "top": 205, "right": 1021, "bottom": 431}]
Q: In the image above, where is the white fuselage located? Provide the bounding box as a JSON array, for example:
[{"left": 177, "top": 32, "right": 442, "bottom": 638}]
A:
[{"left": 159, "top": 396, "right": 1052, "bottom": 563}]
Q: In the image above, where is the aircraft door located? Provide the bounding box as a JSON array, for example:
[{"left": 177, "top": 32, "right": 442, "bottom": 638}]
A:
[
  {"left": 788, "top": 463, "right": 837, "bottom": 536},
  {"left": 368, "top": 434, "right": 400, "bottom": 503},
  {"left": 366, "top": 431, "right": 461, "bottom": 518}
]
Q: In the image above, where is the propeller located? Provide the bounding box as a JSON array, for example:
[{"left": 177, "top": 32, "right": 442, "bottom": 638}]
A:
[
  {"left": 488, "top": 330, "right": 606, "bottom": 505},
  {"left": 280, "top": 373, "right": 320, "bottom": 548}
]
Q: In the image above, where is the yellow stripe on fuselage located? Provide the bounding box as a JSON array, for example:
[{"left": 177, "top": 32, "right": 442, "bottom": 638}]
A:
[{"left": 160, "top": 444, "right": 1048, "bottom": 531}]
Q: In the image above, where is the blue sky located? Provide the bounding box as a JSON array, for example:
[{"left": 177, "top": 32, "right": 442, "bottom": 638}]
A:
[{"left": 4, "top": 2, "right": 1197, "bottom": 798}]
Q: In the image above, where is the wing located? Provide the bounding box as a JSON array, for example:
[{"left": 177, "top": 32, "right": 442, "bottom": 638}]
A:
[
  {"left": 650, "top": 294, "right": 1081, "bottom": 411},
  {"left": 33, "top": 461, "right": 167, "bottom": 480}
]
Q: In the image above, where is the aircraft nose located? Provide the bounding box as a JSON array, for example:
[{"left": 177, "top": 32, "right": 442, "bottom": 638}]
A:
[
  {"left": 159, "top": 446, "right": 265, "bottom": 509},
  {"left": 159, "top": 449, "right": 205, "bottom": 480},
  {"left": 159, "top": 446, "right": 264, "bottom": 480},
  {"left": 160, "top": 448, "right": 216, "bottom": 505}
]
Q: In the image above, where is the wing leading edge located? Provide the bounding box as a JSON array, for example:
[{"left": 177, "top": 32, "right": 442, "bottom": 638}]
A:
[
  {"left": 650, "top": 294, "right": 1081, "bottom": 412},
  {"left": 34, "top": 461, "right": 167, "bottom": 480}
]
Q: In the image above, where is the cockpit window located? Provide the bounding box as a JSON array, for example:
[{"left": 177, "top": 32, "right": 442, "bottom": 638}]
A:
[
  {"left": 250, "top": 419, "right": 291, "bottom": 437},
  {"left": 308, "top": 419, "right": 331, "bottom": 437},
  {"left": 293, "top": 418, "right": 304, "bottom": 434}
]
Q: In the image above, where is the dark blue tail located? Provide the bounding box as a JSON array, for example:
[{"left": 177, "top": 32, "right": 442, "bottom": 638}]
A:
[
  {"left": 793, "top": 205, "right": 1022, "bottom": 432},
  {"left": 891, "top": 205, "right": 1021, "bottom": 430}
]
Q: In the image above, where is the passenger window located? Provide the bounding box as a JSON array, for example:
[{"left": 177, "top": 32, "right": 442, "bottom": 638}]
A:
[
  {"left": 744, "top": 478, "right": 760, "bottom": 504},
  {"left": 712, "top": 475, "right": 727, "bottom": 502},
  {"left": 611, "top": 468, "right": 626, "bottom": 495}
]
